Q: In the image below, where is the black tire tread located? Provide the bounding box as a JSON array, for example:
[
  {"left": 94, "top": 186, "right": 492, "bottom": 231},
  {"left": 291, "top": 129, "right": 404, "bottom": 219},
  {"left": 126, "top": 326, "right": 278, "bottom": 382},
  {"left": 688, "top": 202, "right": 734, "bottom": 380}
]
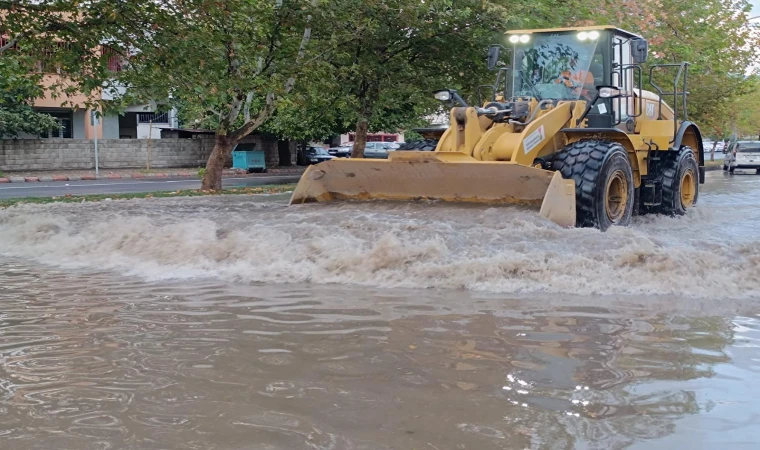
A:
[
  {"left": 397, "top": 139, "right": 439, "bottom": 151},
  {"left": 551, "top": 140, "right": 632, "bottom": 229},
  {"left": 660, "top": 146, "right": 699, "bottom": 215}
]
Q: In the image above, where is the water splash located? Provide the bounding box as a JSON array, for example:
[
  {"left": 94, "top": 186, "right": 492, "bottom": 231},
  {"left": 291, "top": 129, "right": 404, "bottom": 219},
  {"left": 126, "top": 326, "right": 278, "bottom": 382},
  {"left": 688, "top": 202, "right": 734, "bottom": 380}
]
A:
[{"left": 0, "top": 178, "right": 758, "bottom": 299}]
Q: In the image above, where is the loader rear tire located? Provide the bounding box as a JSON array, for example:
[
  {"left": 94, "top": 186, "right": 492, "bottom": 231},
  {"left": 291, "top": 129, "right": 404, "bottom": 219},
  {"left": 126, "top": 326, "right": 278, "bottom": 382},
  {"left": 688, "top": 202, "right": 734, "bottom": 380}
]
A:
[
  {"left": 660, "top": 146, "right": 699, "bottom": 216},
  {"left": 551, "top": 140, "right": 634, "bottom": 231},
  {"left": 397, "top": 139, "right": 439, "bottom": 151}
]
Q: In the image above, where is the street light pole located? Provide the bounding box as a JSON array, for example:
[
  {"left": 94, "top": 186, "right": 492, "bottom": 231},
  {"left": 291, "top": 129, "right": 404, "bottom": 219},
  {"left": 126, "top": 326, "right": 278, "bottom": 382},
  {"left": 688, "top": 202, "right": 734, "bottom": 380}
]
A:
[{"left": 91, "top": 110, "right": 100, "bottom": 176}]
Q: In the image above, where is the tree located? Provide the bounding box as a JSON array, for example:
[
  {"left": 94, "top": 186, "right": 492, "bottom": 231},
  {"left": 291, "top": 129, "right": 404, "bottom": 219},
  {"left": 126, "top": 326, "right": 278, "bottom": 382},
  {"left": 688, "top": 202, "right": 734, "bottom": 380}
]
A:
[
  {"left": 735, "top": 76, "right": 760, "bottom": 139},
  {"left": 0, "top": 1, "right": 116, "bottom": 137},
  {"left": 305, "top": 0, "right": 507, "bottom": 158},
  {"left": 0, "top": 55, "right": 60, "bottom": 137},
  {"left": 91, "top": 0, "right": 320, "bottom": 190},
  {"left": 579, "top": 0, "right": 760, "bottom": 139}
]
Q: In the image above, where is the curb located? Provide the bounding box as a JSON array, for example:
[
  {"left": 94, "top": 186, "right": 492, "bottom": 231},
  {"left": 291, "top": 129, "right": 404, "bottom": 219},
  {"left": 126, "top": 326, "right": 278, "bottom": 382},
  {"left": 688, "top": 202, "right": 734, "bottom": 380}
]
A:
[{"left": 0, "top": 168, "right": 305, "bottom": 183}]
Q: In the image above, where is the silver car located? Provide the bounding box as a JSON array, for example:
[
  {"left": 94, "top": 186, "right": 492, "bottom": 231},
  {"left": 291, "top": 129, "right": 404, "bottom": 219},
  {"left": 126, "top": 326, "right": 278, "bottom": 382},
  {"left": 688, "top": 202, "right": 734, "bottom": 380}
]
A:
[
  {"left": 363, "top": 142, "right": 398, "bottom": 159},
  {"left": 724, "top": 141, "right": 760, "bottom": 174}
]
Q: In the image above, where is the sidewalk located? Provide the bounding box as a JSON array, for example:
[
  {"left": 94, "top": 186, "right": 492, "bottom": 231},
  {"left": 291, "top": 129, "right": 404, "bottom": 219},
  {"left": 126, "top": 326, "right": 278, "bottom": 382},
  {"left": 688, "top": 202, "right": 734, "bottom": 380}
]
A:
[{"left": 0, "top": 166, "right": 305, "bottom": 183}]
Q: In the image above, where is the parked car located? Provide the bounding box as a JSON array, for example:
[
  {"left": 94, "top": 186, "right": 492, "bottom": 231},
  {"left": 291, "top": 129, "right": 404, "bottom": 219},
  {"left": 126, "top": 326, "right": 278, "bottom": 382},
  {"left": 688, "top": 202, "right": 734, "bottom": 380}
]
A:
[
  {"left": 724, "top": 141, "right": 760, "bottom": 174},
  {"left": 304, "top": 146, "right": 335, "bottom": 164},
  {"left": 363, "top": 142, "right": 400, "bottom": 159},
  {"left": 327, "top": 145, "right": 352, "bottom": 158},
  {"left": 326, "top": 142, "right": 400, "bottom": 159}
]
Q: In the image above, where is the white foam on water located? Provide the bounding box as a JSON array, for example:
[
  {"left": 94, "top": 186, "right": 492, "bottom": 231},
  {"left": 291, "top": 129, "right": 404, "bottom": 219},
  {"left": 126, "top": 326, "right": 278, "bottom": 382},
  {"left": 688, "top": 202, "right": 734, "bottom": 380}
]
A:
[{"left": 0, "top": 191, "right": 758, "bottom": 299}]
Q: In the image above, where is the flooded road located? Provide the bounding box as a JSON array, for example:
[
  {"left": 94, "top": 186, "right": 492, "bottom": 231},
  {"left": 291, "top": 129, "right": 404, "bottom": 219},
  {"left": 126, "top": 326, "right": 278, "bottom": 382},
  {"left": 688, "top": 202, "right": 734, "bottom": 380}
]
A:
[{"left": 1, "top": 171, "right": 760, "bottom": 449}]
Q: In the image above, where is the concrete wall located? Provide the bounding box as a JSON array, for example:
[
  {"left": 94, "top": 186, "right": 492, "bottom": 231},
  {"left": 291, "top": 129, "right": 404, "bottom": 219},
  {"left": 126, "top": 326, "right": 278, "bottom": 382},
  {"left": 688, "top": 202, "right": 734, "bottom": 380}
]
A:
[{"left": 0, "top": 135, "right": 296, "bottom": 172}]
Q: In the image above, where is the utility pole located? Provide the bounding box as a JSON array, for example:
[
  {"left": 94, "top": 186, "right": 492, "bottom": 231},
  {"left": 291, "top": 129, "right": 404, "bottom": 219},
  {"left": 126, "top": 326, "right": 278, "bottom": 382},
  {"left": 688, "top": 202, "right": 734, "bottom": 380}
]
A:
[
  {"left": 91, "top": 110, "right": 100, "bottom": 175},
  {"left": 147, "top": 120, "right": 153, "bottom": 170}
]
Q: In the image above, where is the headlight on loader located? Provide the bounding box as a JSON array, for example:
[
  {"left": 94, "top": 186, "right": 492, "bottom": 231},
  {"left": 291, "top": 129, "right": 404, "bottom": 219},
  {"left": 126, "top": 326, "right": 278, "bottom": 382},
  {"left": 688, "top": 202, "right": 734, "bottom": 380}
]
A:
[{"left": 578, "top": 30, "right": 600, "bottom": 41}]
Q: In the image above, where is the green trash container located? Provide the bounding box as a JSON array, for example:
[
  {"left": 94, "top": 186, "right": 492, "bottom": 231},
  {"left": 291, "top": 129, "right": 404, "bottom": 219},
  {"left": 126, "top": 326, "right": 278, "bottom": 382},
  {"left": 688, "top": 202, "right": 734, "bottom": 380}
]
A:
[{"left": 232, "top": 146, "right": 267, "bottom": 173}]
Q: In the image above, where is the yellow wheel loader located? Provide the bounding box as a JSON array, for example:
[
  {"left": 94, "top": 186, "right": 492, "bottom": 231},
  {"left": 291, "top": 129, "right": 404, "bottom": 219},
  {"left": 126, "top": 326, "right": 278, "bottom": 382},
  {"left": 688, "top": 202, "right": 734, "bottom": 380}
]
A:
[{"left": 290, "top": 26, "right": 705, "bottom": 231}]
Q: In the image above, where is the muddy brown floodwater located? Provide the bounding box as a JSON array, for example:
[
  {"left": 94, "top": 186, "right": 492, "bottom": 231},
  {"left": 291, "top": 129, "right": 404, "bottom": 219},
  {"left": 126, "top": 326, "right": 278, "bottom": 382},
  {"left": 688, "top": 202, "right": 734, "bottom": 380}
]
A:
[{"left": 1, "top": 171, "right": 760, "bottom": 449}]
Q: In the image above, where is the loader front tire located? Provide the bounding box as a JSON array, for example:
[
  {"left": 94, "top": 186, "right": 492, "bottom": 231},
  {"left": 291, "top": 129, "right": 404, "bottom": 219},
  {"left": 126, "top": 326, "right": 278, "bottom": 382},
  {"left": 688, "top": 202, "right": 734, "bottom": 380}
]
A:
[
  {"left": 552, "top": 140, "right": 634, "bottom": 231},
  {"left": 660, "top": 146, "right": 699, "bottom": 216},
  {"left": 397, "top": 139, "right": 439, "bottom": 151}
]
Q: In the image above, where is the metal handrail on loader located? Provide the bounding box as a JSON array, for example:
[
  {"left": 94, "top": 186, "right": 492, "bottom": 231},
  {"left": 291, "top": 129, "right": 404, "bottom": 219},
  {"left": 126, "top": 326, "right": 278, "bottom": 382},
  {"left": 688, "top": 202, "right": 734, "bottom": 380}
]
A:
[
  {"left": 612, "top": 64, "right": 644, "bottom": 125},
  {"left": 477, "top": 67, "right": 510, "bottom": 105},
  {"left": 648, "top": 62, "right": 690, "bottom": 144}
]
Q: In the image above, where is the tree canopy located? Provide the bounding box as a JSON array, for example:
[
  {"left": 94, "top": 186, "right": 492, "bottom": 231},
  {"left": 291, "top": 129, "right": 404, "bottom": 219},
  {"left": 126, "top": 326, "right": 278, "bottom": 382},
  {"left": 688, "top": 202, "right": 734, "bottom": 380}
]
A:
[
  {"left": 2, "top": 0, "right": 759, "bottom": 175},
  {"left": 0, "top": 57, "right": 59, "bottom": 137},
  {"left": 580, "top": 0, "right": 760, "bottom": 139}
]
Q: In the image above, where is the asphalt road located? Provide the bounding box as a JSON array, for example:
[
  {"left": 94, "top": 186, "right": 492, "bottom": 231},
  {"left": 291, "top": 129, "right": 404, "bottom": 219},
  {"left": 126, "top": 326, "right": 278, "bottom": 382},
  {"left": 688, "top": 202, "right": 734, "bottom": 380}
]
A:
[{"left": 0, "top": 175, "right": 302, "bottom": 199}]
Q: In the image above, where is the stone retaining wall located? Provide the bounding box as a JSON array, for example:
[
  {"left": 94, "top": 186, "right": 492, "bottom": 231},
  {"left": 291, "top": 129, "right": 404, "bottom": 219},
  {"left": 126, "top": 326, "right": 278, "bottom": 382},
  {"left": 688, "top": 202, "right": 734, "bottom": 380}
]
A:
[{"left": 0, "top": 135, "right": 295, "bottom": 172}]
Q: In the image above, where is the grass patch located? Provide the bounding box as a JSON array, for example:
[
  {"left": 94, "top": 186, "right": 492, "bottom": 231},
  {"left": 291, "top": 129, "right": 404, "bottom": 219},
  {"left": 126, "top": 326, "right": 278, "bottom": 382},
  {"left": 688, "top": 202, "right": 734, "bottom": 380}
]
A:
[
  {"left": 0, "top": 184, "right": 296, "bottom": 209},
  {"left": 705, "top": 159, "right": 724, "bottom": 167},
  {"left": 0, "top": 170, "right": 5, "bottom": 178}
]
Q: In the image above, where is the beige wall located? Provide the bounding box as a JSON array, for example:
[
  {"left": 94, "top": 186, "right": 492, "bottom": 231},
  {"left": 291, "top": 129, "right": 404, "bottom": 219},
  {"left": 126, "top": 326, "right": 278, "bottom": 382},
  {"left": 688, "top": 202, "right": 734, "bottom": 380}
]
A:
[{"left": 33, "top": 74, "right": 103, "bottom": 139}]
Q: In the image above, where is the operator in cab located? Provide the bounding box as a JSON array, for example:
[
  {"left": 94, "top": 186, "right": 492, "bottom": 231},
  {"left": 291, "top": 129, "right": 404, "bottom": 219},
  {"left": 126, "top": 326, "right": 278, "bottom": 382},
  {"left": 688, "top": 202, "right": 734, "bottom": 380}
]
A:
[{"left": 554, "top": 57, "right": 600, "bottom": 102}]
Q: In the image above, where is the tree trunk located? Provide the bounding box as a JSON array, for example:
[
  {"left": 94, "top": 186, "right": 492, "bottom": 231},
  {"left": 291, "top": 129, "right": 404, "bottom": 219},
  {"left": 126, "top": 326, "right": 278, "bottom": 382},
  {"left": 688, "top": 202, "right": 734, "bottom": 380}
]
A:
[
  {"left": 202, "top": 134, "right": 235, "bottom": 191},
  {"left": 278, "top": 140, "right": 292, "bottom": 166},
  {"left": 351, "top": 117, "right": 369, "bottom": 158},
  {"left": 296, "top": 141, "right": 308, "bottom": 165},
  {"left": 710, "top": 140, "right": 717, "bottom": 161},
  {"left": 350, "top": 80, "right": 378, "bottom": 159}
]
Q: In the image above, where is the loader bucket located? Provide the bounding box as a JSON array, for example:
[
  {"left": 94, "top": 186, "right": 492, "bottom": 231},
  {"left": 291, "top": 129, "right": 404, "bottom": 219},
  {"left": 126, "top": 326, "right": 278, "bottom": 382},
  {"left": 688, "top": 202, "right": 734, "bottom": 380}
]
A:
[{"left": 289, "top": 152, "right": 576, "bottom": 227}]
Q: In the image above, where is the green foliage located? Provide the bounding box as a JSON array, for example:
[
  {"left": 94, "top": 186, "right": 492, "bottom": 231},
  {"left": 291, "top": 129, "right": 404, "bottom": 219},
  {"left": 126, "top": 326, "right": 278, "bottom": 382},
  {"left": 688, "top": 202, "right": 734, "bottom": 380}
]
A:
[
  {"left": 735, "top": 76, "right": 760, "bottom": 139},
  {"left": 0, "top": 184, "right": 296, "bottom": 209},
  {"left": 0, "top": 58, "right": 59, "bottom": 137},
  {"left": 581, "top": 0, "right": 760, "bottom": 138},
  {"left": 197, "top": 167, "right": 207, "bottom": 179},
  {"left": 104, "top": 1, "right": 320, "bottom": 139},
  {"left": 256, "top": 0, "right": 519, "bottom": 148},
  {"left": 403, "top": 130, "right": 424, "bottom": 142},
  {"left": 0, "top": 0, "right": 146, "bottom": 110},
  {"left": 4, "top": 0, "right": 758, "bottom": 151},
  {"left": 326, "top": 0, "right": 502, "bottom": 130}
]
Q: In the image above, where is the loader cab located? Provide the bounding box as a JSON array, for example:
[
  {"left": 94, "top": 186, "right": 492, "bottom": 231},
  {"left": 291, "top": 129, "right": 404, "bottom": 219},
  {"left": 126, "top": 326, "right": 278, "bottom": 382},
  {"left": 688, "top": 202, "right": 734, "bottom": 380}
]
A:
[{"left": 505, "top": 27, "right": 647, "bottom": 130}]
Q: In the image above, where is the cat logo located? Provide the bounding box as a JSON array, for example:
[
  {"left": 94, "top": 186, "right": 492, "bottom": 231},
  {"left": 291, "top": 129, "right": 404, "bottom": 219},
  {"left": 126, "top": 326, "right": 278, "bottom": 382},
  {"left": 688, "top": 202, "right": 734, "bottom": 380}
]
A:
[{"left": 646, "top": 102, "right": 656, "bottom": 118}]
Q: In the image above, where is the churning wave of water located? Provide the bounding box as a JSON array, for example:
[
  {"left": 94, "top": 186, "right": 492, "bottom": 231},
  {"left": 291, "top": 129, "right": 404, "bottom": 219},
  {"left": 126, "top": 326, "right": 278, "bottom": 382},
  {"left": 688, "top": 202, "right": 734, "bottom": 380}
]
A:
[{"left": 0, "top": 179, "right": 758, "bottom": 298}]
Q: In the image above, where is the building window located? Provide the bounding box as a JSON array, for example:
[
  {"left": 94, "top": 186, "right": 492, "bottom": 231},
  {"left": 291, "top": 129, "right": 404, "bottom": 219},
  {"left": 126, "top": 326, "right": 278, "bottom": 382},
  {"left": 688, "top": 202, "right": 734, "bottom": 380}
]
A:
[
  {"left": 137, "top": 112, "right": 169, "bottom": 123},
  {"left": 102, "top": 45, "right": 124, "bottom": 72},
  {"left": 35, "top": 42, "right": 70, "bottom": 74},
  {"left": 39, "top": 112, "right": 73, "bottom": 138}
]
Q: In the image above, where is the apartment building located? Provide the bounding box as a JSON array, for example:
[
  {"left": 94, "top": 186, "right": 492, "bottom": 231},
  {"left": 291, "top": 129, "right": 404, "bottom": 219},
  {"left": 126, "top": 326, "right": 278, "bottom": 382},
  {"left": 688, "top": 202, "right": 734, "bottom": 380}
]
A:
[{"left": 1, "top": 37, "right": 175, "bottom": 140}]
